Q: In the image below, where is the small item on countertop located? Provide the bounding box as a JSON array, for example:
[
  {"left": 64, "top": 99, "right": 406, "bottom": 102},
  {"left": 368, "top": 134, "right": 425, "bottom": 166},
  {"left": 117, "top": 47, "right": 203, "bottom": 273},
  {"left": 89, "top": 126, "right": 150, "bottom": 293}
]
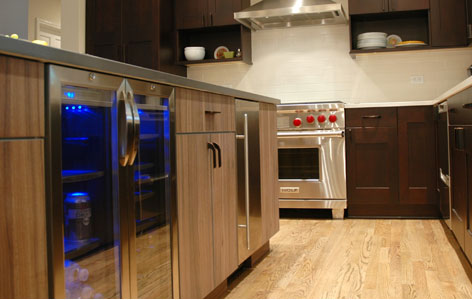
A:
[
  {"left": 10, "top": 33, "right": 18, "bottom": 39},
  {"left": 236, "top": 48, "right": 242, "bottom": 57},
  {"left": 386, "top": 34, "right": 402, "bottom": 48},
  {"left": 32, "top": 39, "right": 48, "bottom": 46},
  {"left": 214, "top": 46, "right": 229, "bottom": 59},
  {"left": 223, "top": 51, "right": 235, "bottom": 59}
]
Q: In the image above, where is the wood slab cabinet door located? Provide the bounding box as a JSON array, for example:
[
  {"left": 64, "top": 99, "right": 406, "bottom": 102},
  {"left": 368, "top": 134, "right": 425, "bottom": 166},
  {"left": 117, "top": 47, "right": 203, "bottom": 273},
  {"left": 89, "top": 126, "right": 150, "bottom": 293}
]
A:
[
  {"left": 210, "top": 133, "right": 238, "bottom": 286},
  {"left": 430, "top": 0, "right": 467, "bottom": 47},
  {"left": 175, "top": 0, "right": 208, "bottom": 29},
  {"left": 397, "top": 107, "right": 437, "bottom": 208},
  {"left": 346, "top": 127, "right": 399, "bottom": 216},
  {"left": 349, "top": 0, "right": 388, "bottom": 15},
  {"left": 176, "top": 134, "right": 215, "bottom": 299},
  {"left": 450, "top": 127, "right": 467, "bottom": 248},
  {"left": 0, "top": 140, "right": 48, "bottom": 298},
  {"left": 0, "top": 56, "right": 44, "bottom": 138},
  {"left": 389, "top": 0, "right": 429, "bottom": 12}
]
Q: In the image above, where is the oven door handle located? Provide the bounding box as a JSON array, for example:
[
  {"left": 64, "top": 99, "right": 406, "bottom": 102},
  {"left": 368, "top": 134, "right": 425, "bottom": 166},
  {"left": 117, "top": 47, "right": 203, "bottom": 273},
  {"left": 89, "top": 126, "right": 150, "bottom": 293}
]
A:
[{"left": 277, "top": 130, "right": 344, "bottom": 138}]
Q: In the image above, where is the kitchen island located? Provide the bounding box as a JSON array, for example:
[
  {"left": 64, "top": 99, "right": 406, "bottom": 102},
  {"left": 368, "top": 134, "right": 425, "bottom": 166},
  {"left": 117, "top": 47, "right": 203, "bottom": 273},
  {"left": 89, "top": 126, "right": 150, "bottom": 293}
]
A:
[{"left": 0, "top": 36, "right": 280, "bottom": 299}]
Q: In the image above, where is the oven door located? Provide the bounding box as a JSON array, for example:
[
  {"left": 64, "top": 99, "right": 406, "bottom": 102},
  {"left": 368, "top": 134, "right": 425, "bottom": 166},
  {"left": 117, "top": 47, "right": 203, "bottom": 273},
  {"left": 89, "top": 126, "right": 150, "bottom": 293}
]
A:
[{"left": 278, "top": 130, "right": 346, "bottom": 200}]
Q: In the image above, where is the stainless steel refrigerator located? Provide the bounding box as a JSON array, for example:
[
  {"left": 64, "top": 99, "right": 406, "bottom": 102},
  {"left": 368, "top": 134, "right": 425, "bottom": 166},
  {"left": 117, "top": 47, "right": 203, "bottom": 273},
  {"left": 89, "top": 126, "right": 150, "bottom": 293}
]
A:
[{"left": 46, "top": 65, "right": 178, "bottom": 298}]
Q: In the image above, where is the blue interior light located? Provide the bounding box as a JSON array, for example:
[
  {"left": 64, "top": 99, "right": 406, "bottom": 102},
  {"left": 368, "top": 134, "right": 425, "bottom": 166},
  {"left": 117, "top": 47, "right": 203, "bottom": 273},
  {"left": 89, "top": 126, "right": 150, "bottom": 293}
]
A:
[
  {"left": 78, "top": 105, "right": 82, "bottom": 109},
  {"left": 69, "top": 192, "right": 88, "bottom": 197},
  {"left": 65, "top": 106, "right": 69, "bottom": 110},
  {"left": 65, "top": 91, "right": 76, "bottom": 99},
  {"left": 72, "top": 106, "right": 76, "bottom": 110}
]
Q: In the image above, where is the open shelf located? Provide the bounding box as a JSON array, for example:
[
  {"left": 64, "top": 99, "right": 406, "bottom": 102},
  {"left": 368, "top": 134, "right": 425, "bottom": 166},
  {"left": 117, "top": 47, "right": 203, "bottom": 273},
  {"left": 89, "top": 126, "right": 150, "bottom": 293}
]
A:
[
  {"left": 62, "top": 170, "right": 105, "bottom": 183},
  {"left": 135, "top": 190, "right": 155, "bottom": 202},
  {"left": 177, "top": 57, "right": 245, "bottom": 66}
]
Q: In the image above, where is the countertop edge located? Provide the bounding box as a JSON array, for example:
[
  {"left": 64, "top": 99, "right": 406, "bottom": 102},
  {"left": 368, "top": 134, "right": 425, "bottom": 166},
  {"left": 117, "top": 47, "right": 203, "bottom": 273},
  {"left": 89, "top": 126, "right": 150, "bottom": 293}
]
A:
[
  {"left": 345, "top": 100, "right": 437, "bottom": 108},
  {"left": 0, "top": 37, "right": 280, "bottom": 105}
]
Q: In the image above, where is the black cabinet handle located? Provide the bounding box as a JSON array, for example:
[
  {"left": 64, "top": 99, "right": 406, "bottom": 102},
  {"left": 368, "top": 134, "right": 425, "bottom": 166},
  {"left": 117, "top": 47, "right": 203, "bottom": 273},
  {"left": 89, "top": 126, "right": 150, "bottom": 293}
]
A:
[
  {"left": 463, "top": 103, "right": 472, "bottom": 109},
  {"left": 208, "top": 143, "right": 216, "bottom": 168},
  {"left": 362, "top": 115, "right": 381, "bottom": 119},
  {"left": 213, "top": 143, "right": 222, "bottom": 168},
  {"left": 210, "top": 13, "right": 213, "bottom": 26},
  {"left": 202, "top": 14, "right": 205, "bottom": 26},
  {"left": 349, "top": 128, "right": 352, "bottom": 143}
]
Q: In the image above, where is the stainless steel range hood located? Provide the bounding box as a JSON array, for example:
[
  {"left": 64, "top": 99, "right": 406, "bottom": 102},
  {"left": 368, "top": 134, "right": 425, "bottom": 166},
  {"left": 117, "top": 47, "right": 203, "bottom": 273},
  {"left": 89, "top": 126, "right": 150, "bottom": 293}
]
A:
[{"left": 234, "top": 0, "right": 347, "bottom": 31}]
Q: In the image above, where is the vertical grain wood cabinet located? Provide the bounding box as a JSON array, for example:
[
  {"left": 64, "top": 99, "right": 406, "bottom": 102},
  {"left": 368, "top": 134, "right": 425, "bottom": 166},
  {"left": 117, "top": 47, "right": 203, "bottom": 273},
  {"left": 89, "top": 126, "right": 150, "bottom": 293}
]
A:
[
  {"left": 175, "top": 0, "right": 249, "bottom": 29},
  {"left": 346, "top": 106, "right": 438, "bottom": 217},
  {"left": 0, "top": 55, "right": 48, "bottom": 298},
  {"left": 259, "top": 103, "right": 280, "bottom": 241},
  {"left": 176, "top": 88, "right": 238, "bottom": 298},
  {"left": 349, "top": 0, "right": 429, "bottom": 15},
  {"left": 86, "top": 0, "right": 185, "bottom": 75}
]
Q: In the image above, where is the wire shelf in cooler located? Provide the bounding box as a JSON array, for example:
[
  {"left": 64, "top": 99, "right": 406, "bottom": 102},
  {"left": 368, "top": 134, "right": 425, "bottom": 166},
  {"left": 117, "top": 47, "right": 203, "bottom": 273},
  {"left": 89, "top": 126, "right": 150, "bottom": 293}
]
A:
[
  {"left": 134, "top": 190, "right": 155, "bottom": 202},
  {"left": 64, "top": 237, "right": 101, "bottom": 260},
  {"left": 62, "top": 170, "right": 105, "bottom": 183}
]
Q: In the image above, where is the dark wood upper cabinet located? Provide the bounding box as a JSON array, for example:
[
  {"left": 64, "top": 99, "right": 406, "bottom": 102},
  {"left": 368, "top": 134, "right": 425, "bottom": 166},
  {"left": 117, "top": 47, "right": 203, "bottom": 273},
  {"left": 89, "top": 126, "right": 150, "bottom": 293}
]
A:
[
  {"left": 430, "top": 0, "right": 467, "bottom": 47},
  {"left": 349, "top": 0, "right": 388, "bottom": 15},
  {"left": 389, "top": 0, "right": 429, "bottom": 12},
  {"left": 86, "top": 0, "right": 185, "bottom": 76},
  {"left": 175, "top": 0, "right": 208, "bottom": 29},
  {"left": 176, "top": 0, "right": 249, "bottom": 29}
]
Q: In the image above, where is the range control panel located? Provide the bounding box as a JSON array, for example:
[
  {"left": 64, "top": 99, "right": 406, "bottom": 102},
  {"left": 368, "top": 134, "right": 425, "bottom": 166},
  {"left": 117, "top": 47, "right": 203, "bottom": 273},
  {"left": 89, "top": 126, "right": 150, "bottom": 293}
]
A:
[{"left": 277, "top": 102, "right": 345, "bottom": 130}]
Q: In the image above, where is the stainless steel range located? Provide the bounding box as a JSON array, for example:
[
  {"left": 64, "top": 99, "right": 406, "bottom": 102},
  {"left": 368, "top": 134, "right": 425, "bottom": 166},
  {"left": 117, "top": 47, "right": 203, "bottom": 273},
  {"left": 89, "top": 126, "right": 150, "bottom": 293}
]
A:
[{"left": 277, "top": 102, "right": 346, "bottom": 219}]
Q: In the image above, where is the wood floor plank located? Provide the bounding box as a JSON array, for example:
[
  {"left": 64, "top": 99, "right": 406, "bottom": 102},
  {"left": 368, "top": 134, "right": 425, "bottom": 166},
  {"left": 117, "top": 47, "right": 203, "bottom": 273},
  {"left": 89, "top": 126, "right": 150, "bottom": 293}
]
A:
[{"left": 226, "top": 219, "right": 472, "bottom": 299}]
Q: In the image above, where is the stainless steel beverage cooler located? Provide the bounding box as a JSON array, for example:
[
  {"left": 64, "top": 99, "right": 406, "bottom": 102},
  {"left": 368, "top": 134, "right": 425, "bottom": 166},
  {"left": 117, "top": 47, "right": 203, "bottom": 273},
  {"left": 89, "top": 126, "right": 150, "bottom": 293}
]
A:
[{"left": 45, "top": 65, "right": 178, "bottom": 298}]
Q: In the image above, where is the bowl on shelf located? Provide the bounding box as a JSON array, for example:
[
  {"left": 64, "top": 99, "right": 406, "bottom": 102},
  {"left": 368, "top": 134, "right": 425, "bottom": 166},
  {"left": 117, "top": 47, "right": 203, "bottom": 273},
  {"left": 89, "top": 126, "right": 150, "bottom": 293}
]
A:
[
  {"left": 184, "top": 47, "right": 205, "bottom": 61},
  {"left": 223, "top": 51, "right": 234, "bottom": 59}
]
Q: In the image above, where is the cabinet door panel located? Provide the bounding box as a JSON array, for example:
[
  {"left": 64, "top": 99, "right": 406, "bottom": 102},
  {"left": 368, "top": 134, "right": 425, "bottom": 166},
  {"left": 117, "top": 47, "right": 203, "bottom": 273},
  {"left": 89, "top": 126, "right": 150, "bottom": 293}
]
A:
[
  {"left": 450, "top": 127, "right": 467, "bottom": 248},
  {"left": 86, "top": 0, "right": 122, "bottom": 61},
  {"left": 0, "top": 140, "right": 48, "bottom": 298},
  {"left": 176, "top": 0, "right": 208, "bottom": 29},
  {"left": 389, "top": 0, "right": 429, "bottom": 12},
  {"left": 209, "top": 0, "right": 241, "bottom": 26},
  {"left": 176, "top": 134, "right": 215, "bottom": 299},
  {"left": 176, "top": 88, "right": 206, "bottom": 133},
  {"left": 398, "top": 107, "right": 437, "bottom": 205},
  {"left": 430, "top": 0, "right": 467, "bottom": 47},
  {"left": 0, "top": 56, "right": 44, "bottom": 138},
  {"left": 349, "top": 0, "right": 387, "bottom": 15},
  {"left": 122, "top": 0, "right": 158, "bottom": 69},
  {"left": 259, "top": 103, "right": 279, "bottom": 241},
  {"left": 347, "top": 127, "right": 399, "bottom": 216},
  {"left": 210, "top": 133, "right": 238, "bottom": 286}
]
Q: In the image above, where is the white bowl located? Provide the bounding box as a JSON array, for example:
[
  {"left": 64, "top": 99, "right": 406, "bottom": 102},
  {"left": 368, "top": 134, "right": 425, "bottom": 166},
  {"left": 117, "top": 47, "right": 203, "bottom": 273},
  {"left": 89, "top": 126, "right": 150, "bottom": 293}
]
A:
[{"left": 184, "top": 47, "right": 205, "bottom": 61}]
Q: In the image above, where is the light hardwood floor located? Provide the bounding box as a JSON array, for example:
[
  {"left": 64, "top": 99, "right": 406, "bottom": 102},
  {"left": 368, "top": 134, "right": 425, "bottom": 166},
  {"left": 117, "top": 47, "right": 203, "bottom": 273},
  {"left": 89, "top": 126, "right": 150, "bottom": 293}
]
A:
[{"left": 226, "top": 219, "right": 472, "bottom": 299}]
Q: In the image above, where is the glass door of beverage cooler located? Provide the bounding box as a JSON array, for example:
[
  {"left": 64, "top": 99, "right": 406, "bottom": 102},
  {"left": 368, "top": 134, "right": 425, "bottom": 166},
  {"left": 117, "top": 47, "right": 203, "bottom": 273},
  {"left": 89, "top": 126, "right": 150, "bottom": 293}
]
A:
[
  {"left": 126, "top": 80, "right": 174, "bottom": 299},
  {"left": 47, "top": 66, "right": 128, "bottom": 298}
]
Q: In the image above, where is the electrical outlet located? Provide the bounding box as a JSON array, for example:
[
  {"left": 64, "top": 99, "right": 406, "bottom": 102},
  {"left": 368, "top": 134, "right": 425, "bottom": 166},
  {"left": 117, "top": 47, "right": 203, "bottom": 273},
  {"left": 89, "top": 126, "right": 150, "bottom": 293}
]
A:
[{"left": 410, "top": 75, "right": 424, "bottom": 84}]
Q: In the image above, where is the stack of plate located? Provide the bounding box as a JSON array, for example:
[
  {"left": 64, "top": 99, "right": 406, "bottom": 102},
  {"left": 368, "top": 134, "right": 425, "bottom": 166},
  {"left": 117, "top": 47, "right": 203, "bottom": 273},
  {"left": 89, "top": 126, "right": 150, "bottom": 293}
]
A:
[{"left": 357, "top": 32, "right": 387, "bottom": 50}]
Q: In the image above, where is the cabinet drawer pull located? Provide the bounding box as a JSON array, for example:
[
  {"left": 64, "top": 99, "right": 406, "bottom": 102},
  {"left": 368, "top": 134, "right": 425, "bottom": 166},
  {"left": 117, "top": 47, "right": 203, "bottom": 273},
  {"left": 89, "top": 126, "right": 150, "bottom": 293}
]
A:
[
  {"left": 455, "top": 127, "right": 465, "bottom": 150},
  {"left": 204, "top": 110, "right": 221, "bottom": 114},
  {"left": 212, "top": 142, "right": 222, "bottom": 167},
  {"left": 362, "top": 115, "right": 381, "bottom": 119},
  {"left": 208, "top": 143, "right": 217, "bottom": 168},
  {"left": 463, "top": 103, "right": 472, "bottom": 109}
]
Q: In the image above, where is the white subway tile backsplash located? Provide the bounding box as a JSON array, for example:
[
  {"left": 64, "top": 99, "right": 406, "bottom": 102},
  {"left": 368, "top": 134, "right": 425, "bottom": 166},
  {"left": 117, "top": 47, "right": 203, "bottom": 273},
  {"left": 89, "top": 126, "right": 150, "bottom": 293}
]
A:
[{"left": 187, "top": 25, "right": 472, "bottom": 103}]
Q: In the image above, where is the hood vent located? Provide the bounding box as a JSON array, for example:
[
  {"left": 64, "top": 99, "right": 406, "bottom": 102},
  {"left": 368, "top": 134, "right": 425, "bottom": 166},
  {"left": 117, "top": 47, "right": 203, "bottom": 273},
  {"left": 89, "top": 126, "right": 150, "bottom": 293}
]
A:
[{"left": 234, "top": 0, "right": 347, "bottom": 31}]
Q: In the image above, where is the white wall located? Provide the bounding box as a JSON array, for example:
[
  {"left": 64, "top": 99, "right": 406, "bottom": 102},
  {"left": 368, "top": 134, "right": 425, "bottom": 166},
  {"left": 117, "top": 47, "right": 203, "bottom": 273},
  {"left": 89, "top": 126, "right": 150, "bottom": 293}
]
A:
[
  {"left": 187, "top": 1, "right": 472, "bottom": 104},
  {"left": 0, "top": 0, "right": 29, "bottom": 38},
  {"left": 61, "top": 0, "right": 85, "bottom": 53},
  {"left": 28, "top": 0, "right": 61, "bottom": 41}
]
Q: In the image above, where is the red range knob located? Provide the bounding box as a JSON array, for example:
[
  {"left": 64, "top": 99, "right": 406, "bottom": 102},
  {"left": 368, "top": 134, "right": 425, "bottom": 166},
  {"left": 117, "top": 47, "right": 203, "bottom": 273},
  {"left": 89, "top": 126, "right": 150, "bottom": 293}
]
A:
[
  {"left": 306, "top": 115, "right": 315, "bottom": 123},
  {"left": 293, "top": 118, "right": 302, "bottom": 127},
  {"left": 317, "top": 115, "right": 326, "bottom": 123},
  {"left": 329, "top": 114, "right": 337, "bottom": 123}
]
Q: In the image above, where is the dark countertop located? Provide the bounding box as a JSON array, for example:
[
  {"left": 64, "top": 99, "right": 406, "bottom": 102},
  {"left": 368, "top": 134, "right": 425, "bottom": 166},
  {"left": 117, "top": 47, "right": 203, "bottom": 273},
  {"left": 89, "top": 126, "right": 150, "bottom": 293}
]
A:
[{"left": 0, "top": 36, "right": 280, "bottom": 105}]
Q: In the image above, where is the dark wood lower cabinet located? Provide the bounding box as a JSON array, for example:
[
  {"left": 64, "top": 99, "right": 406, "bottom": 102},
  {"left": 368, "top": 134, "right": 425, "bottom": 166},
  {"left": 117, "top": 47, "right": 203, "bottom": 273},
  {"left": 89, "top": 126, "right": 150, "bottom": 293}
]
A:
[
  {"left": 347, "top": 106, "right": 439, "bottom": 217},
  {"left": 347, "top": 127, "right": 399, "bottom": 215}
]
